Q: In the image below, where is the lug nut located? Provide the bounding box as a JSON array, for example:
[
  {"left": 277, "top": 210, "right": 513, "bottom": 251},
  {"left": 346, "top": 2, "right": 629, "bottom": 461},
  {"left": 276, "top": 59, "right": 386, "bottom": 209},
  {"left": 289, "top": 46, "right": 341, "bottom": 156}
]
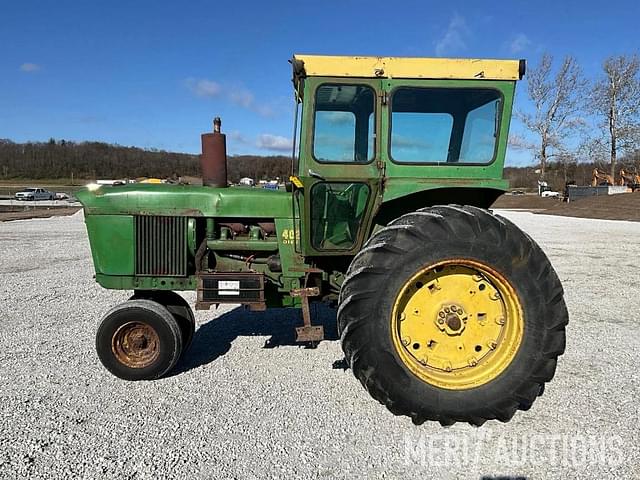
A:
[
  {"left": 438, "top": 311, "right": 445, "bottom": 318},
  {"left": 451, "top": 305, "right": 457, "bottom": 312}
]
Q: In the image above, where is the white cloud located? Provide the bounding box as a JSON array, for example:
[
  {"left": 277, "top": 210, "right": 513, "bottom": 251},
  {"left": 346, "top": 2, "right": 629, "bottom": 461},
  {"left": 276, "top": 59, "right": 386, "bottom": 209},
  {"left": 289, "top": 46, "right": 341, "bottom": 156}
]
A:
[
  {"left": 257, "top": 134, "right": 292, "bottom": 152},
  {"left": 185, "top": 79, "right": 276, "bottom": 117},
  {"left": 230, "top": 87, "right": 278, "bottom": 117},
  {"left": 391, "top": 134, "right": 431, "bottom": 149},
  {"left": 322, "top": 111, "right": 354, "bottom": 125},
  {"left": 20, "top": 63, "right": 41, "bottom": 72},
  {"left": 229, "top": 130, "right": 251, "bottom": 145},
  {"left": 185, "top": 78, "right": 221, "bottom": 98},
  {"left": 435, "top": 14, "right": 469, "bottom": 57},
  {"left": 508, "top": 33, "right": 532, "bottom": 54},
  {"left": 229, "top": 87, "right": 254, "bottom": 108}
]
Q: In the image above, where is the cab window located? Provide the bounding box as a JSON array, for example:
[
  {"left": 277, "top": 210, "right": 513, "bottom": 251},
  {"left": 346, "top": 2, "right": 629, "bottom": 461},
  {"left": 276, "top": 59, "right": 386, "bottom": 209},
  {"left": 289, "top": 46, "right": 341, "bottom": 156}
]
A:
[
  {"left": 313, "top": 84, "right": 375, "bottom": 163},
  {"left": 390, "top": 87, "right": 501, "bottom": 164}
]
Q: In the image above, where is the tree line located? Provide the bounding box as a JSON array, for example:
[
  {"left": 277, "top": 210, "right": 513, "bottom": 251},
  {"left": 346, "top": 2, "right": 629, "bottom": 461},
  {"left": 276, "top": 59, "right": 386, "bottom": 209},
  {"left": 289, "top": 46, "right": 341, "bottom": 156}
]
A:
[
  {"left": 513, "top": 53, "right": 640, "bottom": 180},
  {"left": 0, "top": 138, "right": 291, "bottom": 183},
  {"left": 1, "top": 137, "right": 636, "bottom": 193}
]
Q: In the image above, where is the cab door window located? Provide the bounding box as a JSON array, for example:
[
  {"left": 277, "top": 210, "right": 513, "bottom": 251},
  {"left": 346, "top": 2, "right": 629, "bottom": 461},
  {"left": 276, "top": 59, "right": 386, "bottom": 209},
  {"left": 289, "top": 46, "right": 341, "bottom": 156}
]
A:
[
  {"left": 313, "top": 84, "right": 375, "bottom": 163},
  {"left": 310, "top": 182, "right": 370, "bottom": 250}
]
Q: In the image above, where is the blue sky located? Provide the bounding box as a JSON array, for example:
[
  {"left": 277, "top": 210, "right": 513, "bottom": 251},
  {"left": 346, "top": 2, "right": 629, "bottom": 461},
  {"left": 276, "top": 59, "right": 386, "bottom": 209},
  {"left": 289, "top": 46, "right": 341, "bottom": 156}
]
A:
[{"left": 1, "top": 0, "right": 638, "bottom": 165}]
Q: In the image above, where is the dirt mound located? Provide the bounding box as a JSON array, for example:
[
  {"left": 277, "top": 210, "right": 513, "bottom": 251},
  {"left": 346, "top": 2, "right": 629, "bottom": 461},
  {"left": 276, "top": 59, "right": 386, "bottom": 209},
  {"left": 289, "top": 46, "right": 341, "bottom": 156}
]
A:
[
  {"left": 492, "top": 192, "right": 640, "bottom": 222},
  {"left": 492, "top": 194, "right": 561, "bottom": 210}
]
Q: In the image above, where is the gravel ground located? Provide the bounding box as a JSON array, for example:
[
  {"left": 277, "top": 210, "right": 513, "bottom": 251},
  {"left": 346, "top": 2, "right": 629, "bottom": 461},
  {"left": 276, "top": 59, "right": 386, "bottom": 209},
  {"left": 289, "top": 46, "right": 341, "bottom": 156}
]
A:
[{"left": 0, "top": 210, "right": 638, "bottom": 479}]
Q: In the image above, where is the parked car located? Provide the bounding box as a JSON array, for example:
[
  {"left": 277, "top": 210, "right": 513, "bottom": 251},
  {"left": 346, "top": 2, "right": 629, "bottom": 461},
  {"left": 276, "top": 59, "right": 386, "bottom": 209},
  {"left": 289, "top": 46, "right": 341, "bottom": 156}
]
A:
[
  {"left": 541, "top": 190, "right": 561, "bottom": 198},
  {"left": 15, "top": 187, "right": 56, "bottom": 201}
]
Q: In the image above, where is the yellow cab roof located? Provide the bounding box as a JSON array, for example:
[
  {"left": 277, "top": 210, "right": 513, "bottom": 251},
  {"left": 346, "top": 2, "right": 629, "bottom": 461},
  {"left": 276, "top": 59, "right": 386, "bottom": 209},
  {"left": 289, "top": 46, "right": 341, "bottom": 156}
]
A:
[{"left": 292, "top": 54, "right": 525, "bottom": 97}]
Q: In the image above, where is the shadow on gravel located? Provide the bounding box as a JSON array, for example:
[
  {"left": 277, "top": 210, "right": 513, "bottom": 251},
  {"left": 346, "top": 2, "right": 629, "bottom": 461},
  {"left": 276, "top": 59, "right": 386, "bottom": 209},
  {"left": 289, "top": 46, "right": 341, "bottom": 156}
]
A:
[{"left": 171, "top": 302, "right": 339, "bottom": 376}]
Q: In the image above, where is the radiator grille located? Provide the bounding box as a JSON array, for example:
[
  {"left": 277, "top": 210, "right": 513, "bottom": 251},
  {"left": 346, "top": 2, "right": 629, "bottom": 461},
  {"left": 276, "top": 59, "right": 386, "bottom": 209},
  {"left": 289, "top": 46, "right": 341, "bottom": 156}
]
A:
[{"left": 135, "top": 216, "right": 187, "bottom": 276}]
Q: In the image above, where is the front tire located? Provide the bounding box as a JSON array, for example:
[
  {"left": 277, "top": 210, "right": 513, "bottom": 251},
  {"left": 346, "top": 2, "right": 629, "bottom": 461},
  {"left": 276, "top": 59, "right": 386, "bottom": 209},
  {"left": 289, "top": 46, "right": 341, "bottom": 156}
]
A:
[
  {"left": 96, "top": 299, "right": 183, "bottom": 380},
  {"left": 338, "top": 205, "right": 568, "bottom": 426},
  {"left": 130, "top": 291, "right": 196, "bottom": 351}
]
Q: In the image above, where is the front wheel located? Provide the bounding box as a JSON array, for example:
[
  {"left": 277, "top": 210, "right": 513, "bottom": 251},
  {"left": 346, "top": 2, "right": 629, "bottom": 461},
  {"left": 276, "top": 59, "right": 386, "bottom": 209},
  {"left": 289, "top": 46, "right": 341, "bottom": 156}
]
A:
[
  {"left": 96, "top": 299, "right": 183, "bottom": 380},
  {"left": 338, "top": 205, "right": 568, "bottom": 426},
  {"left": 129, "top": 291, "right": 195, "bottom": 351}
]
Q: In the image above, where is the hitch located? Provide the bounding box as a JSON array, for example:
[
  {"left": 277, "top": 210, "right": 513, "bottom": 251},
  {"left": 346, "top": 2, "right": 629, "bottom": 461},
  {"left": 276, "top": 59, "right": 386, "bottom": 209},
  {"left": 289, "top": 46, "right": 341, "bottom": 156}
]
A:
[{"left": 290, "top": 287, "right": 324, "bottom": 343}]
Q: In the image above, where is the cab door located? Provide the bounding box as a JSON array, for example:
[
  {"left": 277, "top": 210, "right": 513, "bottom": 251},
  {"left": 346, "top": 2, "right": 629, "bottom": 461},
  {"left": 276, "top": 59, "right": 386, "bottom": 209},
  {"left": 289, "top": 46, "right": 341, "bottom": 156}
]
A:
[{"left": 297, "top": 77, "right": 384, "bottom": 256}]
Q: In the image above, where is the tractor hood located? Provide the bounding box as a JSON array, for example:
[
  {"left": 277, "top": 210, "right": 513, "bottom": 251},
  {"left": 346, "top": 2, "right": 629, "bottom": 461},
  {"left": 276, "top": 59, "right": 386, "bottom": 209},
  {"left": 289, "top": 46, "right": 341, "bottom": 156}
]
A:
[{"left": 76, "top": 183, "right": 291, "bottom": 219}]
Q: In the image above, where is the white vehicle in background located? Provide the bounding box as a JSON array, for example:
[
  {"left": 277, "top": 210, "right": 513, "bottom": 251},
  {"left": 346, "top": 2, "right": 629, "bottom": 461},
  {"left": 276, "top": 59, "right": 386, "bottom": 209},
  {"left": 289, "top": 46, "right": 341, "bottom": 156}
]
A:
[
  {"left": 538, "top": 180, "right": 560, "bottom": 198},
  {"left": 541, "top": 190, "right": 561, "bottom": 198},
  {"left": 15, "top": 187, "right": 56, "bottom": 201},
  {"left": 239, "top": 177, "right": 255, "bottom": 187}
]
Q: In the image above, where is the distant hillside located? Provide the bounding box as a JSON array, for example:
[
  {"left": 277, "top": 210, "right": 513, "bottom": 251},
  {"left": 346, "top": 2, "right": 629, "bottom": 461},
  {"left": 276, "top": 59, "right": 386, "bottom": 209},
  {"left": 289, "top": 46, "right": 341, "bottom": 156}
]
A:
[
  {"left": 0, "top": 139, "right": 291, "bottom": 182},
  {"left": 1, "top": 138, "right": 638, "bottom": 192}
]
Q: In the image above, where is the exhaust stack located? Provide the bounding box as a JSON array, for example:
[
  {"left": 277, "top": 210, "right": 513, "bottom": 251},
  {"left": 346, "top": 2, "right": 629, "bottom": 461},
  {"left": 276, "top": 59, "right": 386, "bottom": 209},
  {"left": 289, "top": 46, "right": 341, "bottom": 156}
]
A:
[{"left": 201, "top": 117, "right": 228, "bottom": 187}]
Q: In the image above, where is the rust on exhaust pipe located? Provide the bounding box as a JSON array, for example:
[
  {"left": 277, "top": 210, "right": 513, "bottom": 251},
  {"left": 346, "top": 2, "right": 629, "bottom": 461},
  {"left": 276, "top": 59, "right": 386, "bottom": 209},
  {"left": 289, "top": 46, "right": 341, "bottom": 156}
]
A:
[{"left": 201, "top": 117, "right": 228, "bottom": 187}]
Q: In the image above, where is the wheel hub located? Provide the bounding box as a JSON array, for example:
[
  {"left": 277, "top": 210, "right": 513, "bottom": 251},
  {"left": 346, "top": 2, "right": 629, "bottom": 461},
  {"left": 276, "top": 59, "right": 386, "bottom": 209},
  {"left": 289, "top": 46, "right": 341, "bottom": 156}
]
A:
[
  {"left": 111, "top": 321, "right": 160, "bottom": 369},
  {"left": 391, "top": 260, "right": 524, "bottom": 390},
  {"left": 436, "top": 304, "right": 467, "bottom": 335}
]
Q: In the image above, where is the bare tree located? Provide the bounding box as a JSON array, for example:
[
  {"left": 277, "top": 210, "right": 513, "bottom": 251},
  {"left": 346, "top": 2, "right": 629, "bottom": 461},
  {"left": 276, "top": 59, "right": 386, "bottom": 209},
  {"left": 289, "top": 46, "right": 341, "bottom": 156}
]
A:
[
  {"left": 588, "top": 55, "right": 640, "bottom": 178},
  {"left": 518, "top": 54, "right": 586, "bottom": 179}
]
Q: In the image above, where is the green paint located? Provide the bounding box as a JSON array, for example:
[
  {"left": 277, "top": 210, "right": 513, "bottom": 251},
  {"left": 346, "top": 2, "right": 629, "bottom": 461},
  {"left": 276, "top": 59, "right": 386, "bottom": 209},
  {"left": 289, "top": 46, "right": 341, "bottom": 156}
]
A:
[
  {"left": 78, "top": 67, "right": 520, "bottom": 308},
  {"left": 76, "top": 184, "right": 291, "bottom": 218},
  {"left": 84, "top": 215, "right": 134, "bottom": 275}
]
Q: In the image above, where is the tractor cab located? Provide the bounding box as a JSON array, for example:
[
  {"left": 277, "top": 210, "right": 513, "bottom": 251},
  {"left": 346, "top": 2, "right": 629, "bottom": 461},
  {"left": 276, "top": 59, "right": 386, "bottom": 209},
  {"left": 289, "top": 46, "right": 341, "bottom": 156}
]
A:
[{"left": 289, "top": 55, "right": 525, "bottom": 256}]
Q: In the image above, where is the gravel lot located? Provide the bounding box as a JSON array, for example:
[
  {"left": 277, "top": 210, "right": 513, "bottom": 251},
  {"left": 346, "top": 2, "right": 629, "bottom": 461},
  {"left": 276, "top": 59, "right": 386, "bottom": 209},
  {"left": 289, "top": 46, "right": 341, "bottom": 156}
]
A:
[{"left": 0, "top": 210, "right": 638, "bottom": 479}]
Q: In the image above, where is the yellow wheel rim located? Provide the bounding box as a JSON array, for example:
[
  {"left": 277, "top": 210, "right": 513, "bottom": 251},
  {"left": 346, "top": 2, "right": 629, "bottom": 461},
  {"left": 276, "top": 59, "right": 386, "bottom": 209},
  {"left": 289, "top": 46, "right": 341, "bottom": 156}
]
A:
[{"left": 391, "top": 259, "right": 524, "bottom": 390}]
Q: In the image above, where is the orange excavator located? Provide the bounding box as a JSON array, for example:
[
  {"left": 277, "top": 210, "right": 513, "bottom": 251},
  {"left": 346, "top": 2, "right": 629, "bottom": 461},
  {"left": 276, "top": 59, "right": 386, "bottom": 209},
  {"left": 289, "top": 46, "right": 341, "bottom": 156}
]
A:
[
  {"left": 591, "top": 168, "right": 615, "bottom": 186},
  {"left": 619, "top": 169, "right": 640, "bottom": 191}
]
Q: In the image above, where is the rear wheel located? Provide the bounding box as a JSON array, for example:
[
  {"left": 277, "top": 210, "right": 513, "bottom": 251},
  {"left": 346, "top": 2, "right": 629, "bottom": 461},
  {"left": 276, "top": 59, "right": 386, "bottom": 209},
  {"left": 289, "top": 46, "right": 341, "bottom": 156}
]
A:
[
  {"left": 96, "top": 299, "right": 183, "bottom": 380},
  {"left": 130, "top": 291, "right": 195, "bottom": 351},
  {"left": 338, "top": 205, "right": 568, "bottom": 426}
]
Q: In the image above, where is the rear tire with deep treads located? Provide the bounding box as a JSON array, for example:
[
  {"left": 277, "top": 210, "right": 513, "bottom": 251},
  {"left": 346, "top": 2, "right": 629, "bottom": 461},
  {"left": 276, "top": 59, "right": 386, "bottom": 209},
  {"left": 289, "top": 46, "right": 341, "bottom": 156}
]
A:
[{"left": 337, "top": 205, "right": 568, "bottom": 426}]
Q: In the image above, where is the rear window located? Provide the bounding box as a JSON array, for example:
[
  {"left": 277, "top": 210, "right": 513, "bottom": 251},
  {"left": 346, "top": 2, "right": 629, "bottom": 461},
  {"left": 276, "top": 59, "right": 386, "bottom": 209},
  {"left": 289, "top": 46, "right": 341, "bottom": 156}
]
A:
[{"left": 390, "top": 87, "right": 502, "bottom": 164}]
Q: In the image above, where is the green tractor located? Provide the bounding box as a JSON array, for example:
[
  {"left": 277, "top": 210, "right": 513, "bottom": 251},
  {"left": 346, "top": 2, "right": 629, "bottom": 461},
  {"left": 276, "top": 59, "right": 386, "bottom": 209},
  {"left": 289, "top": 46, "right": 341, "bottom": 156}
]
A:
[{"left": 77, "top": 55, "right": 568, "bottom": 426}]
